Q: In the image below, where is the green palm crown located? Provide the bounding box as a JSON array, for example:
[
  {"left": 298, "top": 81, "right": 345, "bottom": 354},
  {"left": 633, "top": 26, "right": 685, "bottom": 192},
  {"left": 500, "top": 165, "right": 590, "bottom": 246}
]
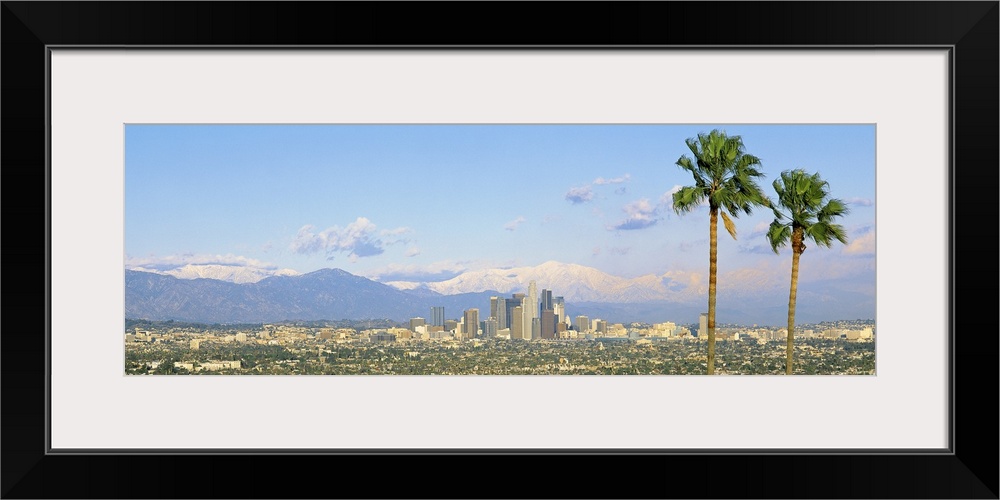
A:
[
  {"left": 767, "top": 169, "right": 850, "bottom": 253},
  {"left": 672, "top": 129, "right": 770, "bottom": 238}
]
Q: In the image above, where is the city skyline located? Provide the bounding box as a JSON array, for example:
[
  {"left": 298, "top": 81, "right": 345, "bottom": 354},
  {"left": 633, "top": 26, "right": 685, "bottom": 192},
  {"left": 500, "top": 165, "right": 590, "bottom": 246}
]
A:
[{"left": 125, "top": 124, "right": 876, "bottom": 321}]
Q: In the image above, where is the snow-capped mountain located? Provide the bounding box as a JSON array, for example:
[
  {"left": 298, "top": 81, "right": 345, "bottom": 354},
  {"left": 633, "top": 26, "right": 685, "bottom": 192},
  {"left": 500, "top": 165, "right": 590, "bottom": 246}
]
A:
[
  {"left": 385, "top": 260, "right": 689, "bottom": 303},
  {"left": 124, "top": 264, "right": 874, "bottom": 325},
  {"left": 128, "top": 264, "right": 300, "bottom": 284}
]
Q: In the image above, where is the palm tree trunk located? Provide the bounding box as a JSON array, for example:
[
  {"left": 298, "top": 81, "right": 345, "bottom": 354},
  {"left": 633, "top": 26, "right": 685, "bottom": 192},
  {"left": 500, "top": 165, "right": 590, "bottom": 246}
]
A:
[
  {"left": 707, "top": 208, "right": 718, "bottom": 375},
  {"left": 786, "top": 227, "right": 803, "bottom": 375}
]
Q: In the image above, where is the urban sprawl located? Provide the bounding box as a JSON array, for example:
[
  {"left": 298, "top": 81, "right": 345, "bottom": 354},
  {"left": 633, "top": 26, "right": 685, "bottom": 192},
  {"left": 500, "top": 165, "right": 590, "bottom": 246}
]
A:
[{"left": 126, "top": 281, "right": 875, "bottom": 375}]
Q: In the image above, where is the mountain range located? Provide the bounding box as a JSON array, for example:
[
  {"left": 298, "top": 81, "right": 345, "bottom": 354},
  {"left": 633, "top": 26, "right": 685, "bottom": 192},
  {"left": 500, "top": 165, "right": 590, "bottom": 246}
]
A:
[
  {"left": 125, "top": 261, "right": 874, "bottom": 325},
  {"left": 385, "top": 260, "right": 680, "bottom": 303},
  {"left": 129, "top": 263, "right": 300, "bottom": 284}
]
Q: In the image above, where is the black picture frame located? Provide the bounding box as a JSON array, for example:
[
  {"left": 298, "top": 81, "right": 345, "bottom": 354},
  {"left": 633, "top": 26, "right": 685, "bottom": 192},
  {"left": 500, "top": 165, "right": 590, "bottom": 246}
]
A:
[{"left": 3, "top": 2, "right": 997, "bottom": 498}]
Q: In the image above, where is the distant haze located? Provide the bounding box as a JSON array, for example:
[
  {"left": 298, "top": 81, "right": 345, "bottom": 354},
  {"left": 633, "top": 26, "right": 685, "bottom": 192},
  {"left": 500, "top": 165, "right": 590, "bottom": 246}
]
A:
[{"left": 126, "top": 262, "right": 873, "bottom": 326}]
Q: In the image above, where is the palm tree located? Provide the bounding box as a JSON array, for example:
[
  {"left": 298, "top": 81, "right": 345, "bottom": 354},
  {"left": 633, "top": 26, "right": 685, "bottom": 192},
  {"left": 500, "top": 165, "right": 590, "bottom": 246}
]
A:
[
  {"left": 672, "top": 130, "right": 769, "bottom": 375},
  {"left": 766, "top": 169, "right": 849, "bottom": 375}
]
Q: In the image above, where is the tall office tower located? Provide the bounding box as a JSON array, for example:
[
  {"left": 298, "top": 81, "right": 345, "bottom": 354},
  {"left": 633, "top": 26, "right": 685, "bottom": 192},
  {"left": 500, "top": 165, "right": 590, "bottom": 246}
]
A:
[
  {"left": 699, "top": 312, "right": 708, "bottom": 338},
  {"left": 575, "top": 315, "right": 590, "bottom": 333},
  {"left": 496, "top": 297, "right": 508, "bottom": 330},
  {"left": 409, "top": 317, "right": 426, "bottom": 332},
  {"left": 506, "top": 293, "right": 524, "bottom": 328},
  {"left": 528, "top": 281, "right": 538, "bottom": 319},
  {"left": 511, "top": 306, "right": 524, "bottom": 339},
  {"left": 490, "top": 297, "right": 499, "bottom": 321},
  {"left": 484, "top": 317, "right": 498, "bottom": 338},
  {"left": 553, "top": 302, "right": 565, "bottom": 325},
  {"left": 540, "top": 309, "right": 555, "bottom": 339},
  {"left": 540, "top": 289, "right": 553, "bottom": 313},
  {"left": 521, "top": 296, "right": 533, "bottom": 341},
  {"left": 464, "top": 308, "right": 480, "bottom": 339},
  {"left": 531, "top": 317, "right": 541, "bottom": 340},
  {"left": 431, "top": 307, "right": 445, "bottom": 327}
]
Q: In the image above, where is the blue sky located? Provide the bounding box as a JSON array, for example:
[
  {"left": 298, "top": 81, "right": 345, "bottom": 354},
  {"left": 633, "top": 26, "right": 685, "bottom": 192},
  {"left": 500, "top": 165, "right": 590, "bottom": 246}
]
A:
[{"left": 125, "top": 124, "right": 875, "bottom": 291}]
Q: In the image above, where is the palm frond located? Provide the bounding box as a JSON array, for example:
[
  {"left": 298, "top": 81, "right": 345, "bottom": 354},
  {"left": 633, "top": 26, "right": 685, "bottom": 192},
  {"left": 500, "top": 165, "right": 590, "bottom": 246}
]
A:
[
  {"left": 795, "top": 174, "right": 811, "bottom": 196},
  {"left": 733, "top": 154, "right": 763, "bottom": 174},
  {"left": 818, "top": 198, "right": 850, "bottom": 221},
  {"left": 676, "top": 156, "right": 709, "bottom": 188},
  {"left": 773, "top": 177, "right": 787, "bottom": 200},
  {"left": 712, "top": 185, "right": 737, "bottom": 214},
  {"left": 767, "top": 219, "right": 791, "bottom": 253},
  {"left": 739, "top": 188, "right": 769, "bottom": 215},
  {"left": 805, "top": 221, "right": 849, "bottom": 247},
  {"left": 770, "top": 205, "right": 788, "bottom": 221},
  {"left": 830, "top": 223, "right": 849, "bottom": 245},
  {"left": 720, "top": 210, "right": 738, "bottom": 240},
  {"left": 672, "top": 185, "right": 708, "bottom": 214},
  {"left": 685, "top": 137, "right": 702, "bottom": 158}
]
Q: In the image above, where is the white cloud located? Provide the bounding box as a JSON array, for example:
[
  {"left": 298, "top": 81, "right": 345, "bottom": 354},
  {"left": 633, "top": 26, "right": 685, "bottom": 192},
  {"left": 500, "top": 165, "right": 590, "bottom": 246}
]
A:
[
  {"left": 565, "top": 186, "right": 594, "bottom": 204},
  {"left": 364, "top": 259, "right": 501, "bottom": 282},
  {"left": 846, "top": 197, "right": 874, "bottom": 207},
  {"left": 749, "top": 221, "right": 771, "bottom": 238},
  {"left": 625, "top": 199, "right": 656, "bottom": 218},
  {"left": 609, "top": 198, "right": 659, "bottom": 230},
  {"left": 405, "top": 246, "right": 421, "bottom": 257},
  {"left": 738, "top": 243, "right": 776, "bottom": 255},
  {"left": 290, "top": 217, "right": 409, "bottom": 261},
  {"left": 842, "top": 230, "right": 875, "bottom": 255},
  {"left": 504, "top": 216, "right": 527, "bottom": 231},
  {"left": 593, "top": 174, "right": 631, "bottom": 185},
  {"left": 380, "top": 226, "right": 414, "bottom": 245}
]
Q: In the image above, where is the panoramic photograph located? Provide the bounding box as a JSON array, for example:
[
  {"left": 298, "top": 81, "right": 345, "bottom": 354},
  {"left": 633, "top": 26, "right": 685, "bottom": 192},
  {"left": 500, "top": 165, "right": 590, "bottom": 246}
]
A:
[{"left": 124, "top": 124, "right": 876, "bottom": 375}]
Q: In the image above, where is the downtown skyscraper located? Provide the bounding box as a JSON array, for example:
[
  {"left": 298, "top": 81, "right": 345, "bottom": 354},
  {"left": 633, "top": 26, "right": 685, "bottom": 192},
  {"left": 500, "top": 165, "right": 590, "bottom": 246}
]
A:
[
  {"left": 540, "top": 288, "right": 553, "bottom": 313},
  {"left": 510, "top": 306, "right": 524, "bottom": 339},
  {"left": 496, "top": 297, "right": 507, "bottom": 330},
  {"left": 540, "top": 308, "right": 555, "bottom": 339},
  {"left": 431, "top": 306, "right": 445, "bottom": 327},
  {"left": 464, "top": 308, "right": 479, "bottom": 339},
  {"left": 521, "top": 295, "right": 533, "bottom": 340},
  {"left": 553, "top": 297, "right": 566, "bottom": 327},
  {"left": 528, "top": 281, "right": 538, "bottom": 321}
]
